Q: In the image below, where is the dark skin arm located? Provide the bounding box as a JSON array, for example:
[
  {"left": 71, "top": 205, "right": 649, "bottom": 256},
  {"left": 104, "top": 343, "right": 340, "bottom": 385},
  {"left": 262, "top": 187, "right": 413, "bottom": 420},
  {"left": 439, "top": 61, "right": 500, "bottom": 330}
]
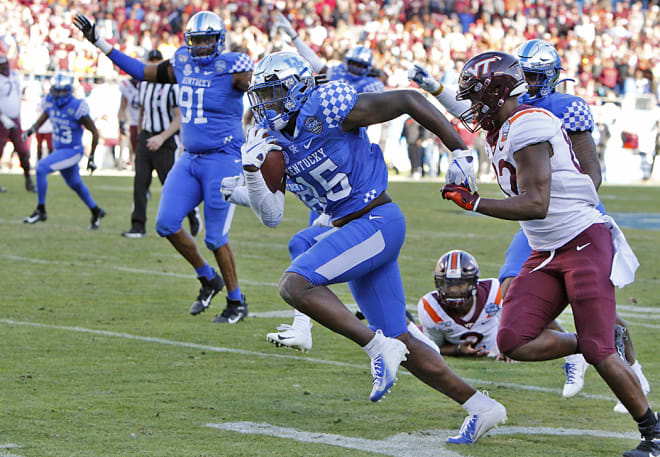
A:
[
  {"left": 342, "top": 90, "right": 467, "bottom": 152},
  {"left": 232, "top": 71, "right": 253, "bottom": 92},
  {"left": 29, "top": 111, "right": 50, "bottom": 132},
  {"left": 79, "top": 115, "right": 99, "bottom": 158},
  {"left": 142, "top": 61, "right": 176, "bottom": 83},
  {"left": 476, "top": 141, "right": 552, "bottom": 220},
  {"left": 569, "top": 130, "right": 601, "bottom": 189}
]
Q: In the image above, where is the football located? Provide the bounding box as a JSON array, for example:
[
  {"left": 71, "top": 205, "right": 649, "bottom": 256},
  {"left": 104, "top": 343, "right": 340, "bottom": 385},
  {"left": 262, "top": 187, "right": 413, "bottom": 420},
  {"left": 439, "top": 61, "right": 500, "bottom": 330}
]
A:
[{"left": 261, "top": 145, "right": 286, "bottom": 193}]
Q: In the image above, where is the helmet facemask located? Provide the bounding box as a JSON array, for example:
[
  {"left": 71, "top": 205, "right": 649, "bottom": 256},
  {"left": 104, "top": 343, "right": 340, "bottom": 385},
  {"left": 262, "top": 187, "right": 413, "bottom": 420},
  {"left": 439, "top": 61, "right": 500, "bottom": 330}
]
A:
[
  {"left": 50, "top": 74, "right": 74, "bottom": 108},
  {"left": 434, "top": 250, "right": 479, "bottom": 314}
]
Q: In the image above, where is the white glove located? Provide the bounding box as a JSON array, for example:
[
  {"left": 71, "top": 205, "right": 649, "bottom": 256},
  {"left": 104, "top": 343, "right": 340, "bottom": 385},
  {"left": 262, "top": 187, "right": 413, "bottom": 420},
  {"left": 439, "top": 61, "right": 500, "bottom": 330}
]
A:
[
  {"left": 274, "top": 12, "right": 297, "bottom": 39},
  {"left": 446, "top": 150, "right": 478, "bottom": 193},
  {"left": 221, "top": 174, "right": 245, "bottom": 201},
  {"left": 0, "top": 113, "right": 16, "bottom": 130},
  {"left": 408, "top": 64, "right": 441, "bottom": 95},
  {"left": 21, "top": 126, "right": 35, "bottom": 142},
  {"left": 311, "top": 213, "right": 332, "bottom": 227},
  {"left": 241, "top": 126, "right": 281, "bottom": 169}
]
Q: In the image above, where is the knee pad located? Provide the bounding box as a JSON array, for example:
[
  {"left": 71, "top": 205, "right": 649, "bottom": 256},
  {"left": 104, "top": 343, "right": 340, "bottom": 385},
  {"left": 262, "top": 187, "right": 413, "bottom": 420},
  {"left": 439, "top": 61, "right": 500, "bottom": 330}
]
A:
[{"left": 497, "top": 327, "right": 527, "bottom": 355}]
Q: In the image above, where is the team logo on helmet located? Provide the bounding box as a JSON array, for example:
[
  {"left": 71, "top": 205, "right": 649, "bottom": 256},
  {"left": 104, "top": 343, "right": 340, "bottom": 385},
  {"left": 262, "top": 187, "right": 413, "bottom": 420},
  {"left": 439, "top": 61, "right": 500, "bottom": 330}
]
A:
[
  {"left": 304, "top": 116, "right": 323, "bottom": 134},
  {"left": 465, "top": 55, "right": 502, "bottom": 79}
]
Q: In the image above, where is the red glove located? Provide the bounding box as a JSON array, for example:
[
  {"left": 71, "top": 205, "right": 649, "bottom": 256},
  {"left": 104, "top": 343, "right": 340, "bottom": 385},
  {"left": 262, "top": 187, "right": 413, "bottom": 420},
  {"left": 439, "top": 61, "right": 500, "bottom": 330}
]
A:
[{"left": 442, "top": 184, "right": 480, "bottom": 211}]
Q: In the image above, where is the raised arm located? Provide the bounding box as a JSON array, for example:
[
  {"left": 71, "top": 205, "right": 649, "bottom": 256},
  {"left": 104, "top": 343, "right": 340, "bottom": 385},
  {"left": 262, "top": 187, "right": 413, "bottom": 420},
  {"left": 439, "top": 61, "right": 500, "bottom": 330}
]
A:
[
  {"left": 273, "top": 13, "right": 327, "bottom": 74},
  {"left": 408, "top": 64, "right": 471, "bottom": 118},
  {"left": 74, "top": 14, "right": 176, "bottom": 83},
  {"left": 342, "top": 90, "right": 467, "bottom": 152}
]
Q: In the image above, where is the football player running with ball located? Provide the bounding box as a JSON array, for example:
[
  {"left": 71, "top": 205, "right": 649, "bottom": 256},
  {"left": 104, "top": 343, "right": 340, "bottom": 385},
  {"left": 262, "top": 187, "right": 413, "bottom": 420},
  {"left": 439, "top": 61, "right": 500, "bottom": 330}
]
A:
[
  {"left": 74, "top": 12, "right": 253, "bottom": 323},
  {"left": 440, "top": 51, "right": 658, "bottom": 457},
  {"left": 237, "top": 51, "right": 507, "bottom": 444}
]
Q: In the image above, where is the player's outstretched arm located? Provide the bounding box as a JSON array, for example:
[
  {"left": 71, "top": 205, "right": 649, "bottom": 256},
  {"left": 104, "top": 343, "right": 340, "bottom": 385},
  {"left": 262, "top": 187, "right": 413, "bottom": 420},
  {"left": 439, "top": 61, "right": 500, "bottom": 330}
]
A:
[
  {"left": 21, "top": 111, "right": 49, "bottom": 141},
  {"left": 407, "top": 64, "right": 471, "bottom": 118},
  {"left": 273, "top": 12, "right": 326, "bottom": 74},
  {"left": 73, "top": 13, "right": 175, "bottom": 83},
  {"left": 342, "top": 90, "right": 467, "bottom": 152}
]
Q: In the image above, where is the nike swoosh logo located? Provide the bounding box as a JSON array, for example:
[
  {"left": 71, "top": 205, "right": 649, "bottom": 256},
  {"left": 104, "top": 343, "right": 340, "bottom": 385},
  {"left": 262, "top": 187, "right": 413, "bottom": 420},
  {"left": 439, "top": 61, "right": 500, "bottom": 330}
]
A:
[
  {"left": 277, "top": 335, "right": 294, "bottom": 340},
  {"left": 228, "top": 314, "right": 242, "bottom": 324},
  {"left": 368, "top": 215, "right": 382, "bottom": 220},
  {"left": 576, "top": 243, "right": 591, "bottom": 251},
  {"left": 304, "top": 139, "right": 313, "bottom": 149},
  {"left": 234, "top": 159, "right": 241, "bottom": 163},
  {"left": 203, "top": 71, "right": 214, "bottom": 75},
  {"left": 201, "top": 295, "right": 212, "bottom": 308}
]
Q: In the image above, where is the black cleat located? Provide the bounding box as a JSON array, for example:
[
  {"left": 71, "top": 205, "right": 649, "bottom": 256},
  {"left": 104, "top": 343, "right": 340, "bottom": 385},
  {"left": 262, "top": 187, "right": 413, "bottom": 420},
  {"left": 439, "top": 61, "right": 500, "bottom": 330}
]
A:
[
  {"left": 624, "top": 414, "right": 660, "bottom": 457},
  {"left": 188, "top": 209, "right": 201, "bottom": 237},
  {"left": 24, "top": 207, "right": 47, "bottom": 224},
  {"left": 25, "top": 176, "right": 36, "bottom": 192},
  {"left": 190, "top": 272, "right": 225, "bottom": 315},
  {"left": 121, "top": 226, "right": 146, "bottom": 238},
  {"left": 212, "top": 294, "right": 248, "bottom": 324},
  {"left": 90, "top": 207, "right": 106, "bottom": 230}
]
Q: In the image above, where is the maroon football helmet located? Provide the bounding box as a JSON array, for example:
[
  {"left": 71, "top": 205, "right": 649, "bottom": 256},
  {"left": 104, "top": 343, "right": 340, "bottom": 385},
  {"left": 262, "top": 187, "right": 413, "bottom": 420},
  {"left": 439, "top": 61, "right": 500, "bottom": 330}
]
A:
[
  {"left": 434, "top": 250, "right": 480, "bottom": 311},
  {"left": 456, "top": 51, "right": 527, "bottom": 132}
]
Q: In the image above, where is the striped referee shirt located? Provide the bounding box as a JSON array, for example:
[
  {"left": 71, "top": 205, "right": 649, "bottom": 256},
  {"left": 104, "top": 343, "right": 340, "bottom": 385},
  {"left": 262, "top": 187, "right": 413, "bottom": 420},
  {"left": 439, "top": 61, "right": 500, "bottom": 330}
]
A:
[{"left": 138, "top": 81, "right": 179, "bottom": 134}]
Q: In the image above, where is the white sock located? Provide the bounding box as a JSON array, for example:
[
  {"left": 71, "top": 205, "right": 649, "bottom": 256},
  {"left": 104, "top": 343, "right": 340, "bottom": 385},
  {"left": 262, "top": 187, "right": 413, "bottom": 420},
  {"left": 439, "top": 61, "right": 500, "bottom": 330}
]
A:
[
  {"left": 462, "top": 391, "right": 496, "bottom": 415},
  {"left": 407, "top": 322, "right": 440, "bottom": 354},
  {"left": 363, "top": 329, "right": 386, "bottom": 359},
  {"left": 566, "top": 353, "right": 585, "bottom": 364},
  {"left": 292, "top": 310, "right": 312, "bottom": 330}
]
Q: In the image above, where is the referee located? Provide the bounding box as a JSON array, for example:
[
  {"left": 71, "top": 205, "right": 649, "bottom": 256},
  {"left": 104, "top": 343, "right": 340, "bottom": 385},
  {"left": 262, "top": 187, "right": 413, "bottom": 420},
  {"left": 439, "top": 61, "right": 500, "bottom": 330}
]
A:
[{"left": 122, "top": 49, "right": 199, "bottom": 237}]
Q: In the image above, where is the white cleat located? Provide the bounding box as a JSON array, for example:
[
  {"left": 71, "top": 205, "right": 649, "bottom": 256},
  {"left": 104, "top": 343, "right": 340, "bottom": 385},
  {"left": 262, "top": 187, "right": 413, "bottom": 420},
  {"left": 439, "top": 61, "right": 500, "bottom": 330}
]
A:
[
  {"left": 562, "top": 354, "right": 589, "bottom": 398},
  {"left": 369, "top": 331, "right": 409, "bottom": 402},
  {"left": 266, "top": 323, "right": 312, "bottom": 352},
  {"left": 447, "top": 400, "right": 507, "bottom": 444}
]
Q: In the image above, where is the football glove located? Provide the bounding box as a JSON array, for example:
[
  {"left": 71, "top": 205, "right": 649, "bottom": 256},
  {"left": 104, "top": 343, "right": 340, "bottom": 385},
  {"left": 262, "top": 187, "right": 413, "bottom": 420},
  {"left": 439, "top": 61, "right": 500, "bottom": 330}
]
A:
[
  {"left": 311, "top": 213, "right": 332, "bottom": 227},
  {"left": 21, "top": 126, "right": 35, "bottom": 142},
  {"left": 1, "top": 113, "right": 16, "bottom": 130},
  {"left": 442, "top": 184, "right": 480, "bottom": 212},
  {"left": 220, "top": 174, "right": 245, "bottom": 201},
  {"left": 86, "top": 155, "right": 97, "bottom": 175},
  {"left": 274, "top": 12, "right": 297, "bottom": 39},
  {"left": 407, "top": 64, "right": 441, "bottom": 95},
  {"left": 446, "top": 151, "right": 478, "bottom": 193},
  {"left": 241, "top": 126, "right": 281, "bottom": 169},
  {"left": 73, "top": 13, "right": 113, "bottom": 54}
]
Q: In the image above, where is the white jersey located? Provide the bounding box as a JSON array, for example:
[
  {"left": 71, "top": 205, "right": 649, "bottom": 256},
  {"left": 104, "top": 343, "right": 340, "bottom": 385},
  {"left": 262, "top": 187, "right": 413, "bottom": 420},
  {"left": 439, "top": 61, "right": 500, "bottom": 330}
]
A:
[
  {"left": 119, "top": 79, "right": 140, "bottom": 126},
  {"left": 417, "top": 279, "right": 502, "bottom": 356},
  {"left": 0, "top": 70, "right": 22, "bottom": 118},
  {"left": 487, "top": 106, "right": 601, "bottom": 251},
  {"left": 37, "top": 96, "right": 52, "bottom": 134}
]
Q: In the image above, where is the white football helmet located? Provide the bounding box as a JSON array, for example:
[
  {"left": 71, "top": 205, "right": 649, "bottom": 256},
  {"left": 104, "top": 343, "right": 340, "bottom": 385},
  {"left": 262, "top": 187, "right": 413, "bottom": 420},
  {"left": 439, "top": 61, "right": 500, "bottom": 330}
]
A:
[
  {"left": 516, "top": 39, "right": 563, "bottom": 98},
  {"left": 344, "top": 46, "right": 373, "bottom": 76},
  {"left": 184, "top": 11, "right": 226, "bottom": 63},
  {"left": 50, "top": 73, "right": 75, "bottom": 108},
  {"left": 248, "top": 52, "right": 315, "bottom": 131}
]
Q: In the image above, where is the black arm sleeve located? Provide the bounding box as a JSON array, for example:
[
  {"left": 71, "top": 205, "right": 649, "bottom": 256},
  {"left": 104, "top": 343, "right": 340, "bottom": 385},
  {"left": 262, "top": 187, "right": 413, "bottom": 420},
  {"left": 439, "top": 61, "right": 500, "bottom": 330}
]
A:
[{"left": 156, "top": 61, "right": 171, "bottom": 83}]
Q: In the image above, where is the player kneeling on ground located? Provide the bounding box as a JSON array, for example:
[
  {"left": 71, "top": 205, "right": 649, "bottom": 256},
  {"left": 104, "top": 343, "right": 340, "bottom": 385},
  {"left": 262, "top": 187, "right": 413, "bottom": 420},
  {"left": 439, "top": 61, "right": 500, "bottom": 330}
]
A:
[{"left": 231, "top": 51, "right": 506, "bottom": 444}]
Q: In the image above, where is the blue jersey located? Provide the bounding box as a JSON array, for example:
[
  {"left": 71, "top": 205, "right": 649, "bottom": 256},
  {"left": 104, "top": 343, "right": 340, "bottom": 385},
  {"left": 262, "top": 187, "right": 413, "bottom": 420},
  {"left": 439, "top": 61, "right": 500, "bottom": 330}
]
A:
[
  {"left": 520, "top": 91, "right": 594, "bottom": 133},
  {"left": 170, "top": 48, "right": 254, "bottom": 154},
  {"left": 270, "top": 81, "right": 388, "bottom": 221},
  {"left": 43, "top": 95, "right": 89, "bottom": 150},
  {"left": 327, "top": 63, "right": 385, "bottom": 94}
]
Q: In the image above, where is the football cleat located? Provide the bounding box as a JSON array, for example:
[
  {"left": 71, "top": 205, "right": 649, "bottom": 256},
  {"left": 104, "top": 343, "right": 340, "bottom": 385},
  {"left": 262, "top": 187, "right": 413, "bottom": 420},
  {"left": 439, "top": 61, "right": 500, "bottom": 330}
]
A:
[
  {"left": 90, "top": 207, "right": 106, "bottom": 230},
  {"left": 266, "top": 323, "right": 312, "bottom": 351},
  {"left": 212, "top": 294, "right": 248, "bottom": 324},
  {"left": 622, "top": 439, "right": 660, "bottom": 457},
  {"left": 190, "top": 271, "right": 225, "bottom": 315},
  {"left": 447, "top": 400, "right": 507, "bottom": 444},
  {"left": 562, "top": 354, "right": 589, "bottom": 398},
  {"left": 24, "top": 207, "right": 47, "bottom": 224},
  {"left": 0, "top": 185, "right": 7, "bottom": 192},
  {"left": 188, "top": 208, "right": 201, "bottom": 237},
  {"left": 121, "top": 227, "right": 146, "bottom": 238},
  {"left": 369, "top": 331, "right": 409, "bottom": 402}
]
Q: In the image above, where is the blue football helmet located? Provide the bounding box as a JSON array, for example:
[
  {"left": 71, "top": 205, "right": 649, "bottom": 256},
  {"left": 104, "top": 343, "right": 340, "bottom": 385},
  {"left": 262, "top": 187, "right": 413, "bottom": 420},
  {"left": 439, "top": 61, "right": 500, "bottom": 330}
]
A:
[
  {"left": 344, "top": 46, "right": 373, "bottom": 76},
  {"left": 184, "top": 11, "right": 226, "bottom": 64},
  {"left": 50, "top": 73, "right": 74, "bottom": 108},
  {"left": 516, "top": 39, "right": 562, "bottom": 98},
  {"left": 248, "top": 52, "right": 315, "bottom": 131}
]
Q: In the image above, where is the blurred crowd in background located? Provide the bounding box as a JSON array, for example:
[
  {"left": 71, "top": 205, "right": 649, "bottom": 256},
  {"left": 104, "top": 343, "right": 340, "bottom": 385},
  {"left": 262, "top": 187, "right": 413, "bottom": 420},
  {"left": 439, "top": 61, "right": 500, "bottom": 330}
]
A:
[{"left": 2, "top": 0, "right": 660, "bottom": 180}]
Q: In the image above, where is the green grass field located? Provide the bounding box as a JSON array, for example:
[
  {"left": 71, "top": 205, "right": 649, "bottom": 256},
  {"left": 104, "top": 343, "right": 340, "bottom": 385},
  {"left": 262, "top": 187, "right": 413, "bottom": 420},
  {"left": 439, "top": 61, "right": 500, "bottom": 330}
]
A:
[{"left": 1, "top": 173, "right": 659, "bottom": 457}]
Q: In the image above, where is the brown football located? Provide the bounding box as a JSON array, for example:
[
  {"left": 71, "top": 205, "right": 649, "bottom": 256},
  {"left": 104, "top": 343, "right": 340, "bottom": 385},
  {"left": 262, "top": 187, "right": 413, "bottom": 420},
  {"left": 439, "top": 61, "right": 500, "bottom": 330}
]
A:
[{"left": 261, "top": 148, "right": 286, "bottom": 192}]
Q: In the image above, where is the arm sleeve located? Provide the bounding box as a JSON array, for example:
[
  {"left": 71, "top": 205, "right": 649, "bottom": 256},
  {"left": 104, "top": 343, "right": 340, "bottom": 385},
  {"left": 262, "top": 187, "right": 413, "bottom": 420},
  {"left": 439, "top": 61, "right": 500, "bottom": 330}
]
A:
[
  {"left": 292, "top": 36, "right": 325, "bottom": 73},
  {"left": 245, "top": 170, "right": 285, "bottom": 228},
  {"left": 228, "top": 185, "right": 250, "bottom": 207},
  {"left": 436, "top": 86, "right": 471, "bottom": 119}
]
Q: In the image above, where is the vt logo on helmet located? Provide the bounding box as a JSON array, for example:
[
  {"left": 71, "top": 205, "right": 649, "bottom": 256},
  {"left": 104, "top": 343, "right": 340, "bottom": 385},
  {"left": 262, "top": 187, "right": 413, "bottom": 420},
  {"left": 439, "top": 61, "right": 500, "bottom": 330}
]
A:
[
  {"left": 248, "top": 52, "right": 315, "bottom": 131},
  {"left": 50, "top": 73, "right": 74, "bottom": 108},
  {"left": 184, "top": 11, "right": 226, "bottom": 64},
  {"left": 456, "top": 51, "right": 527, "bottom": 132}
]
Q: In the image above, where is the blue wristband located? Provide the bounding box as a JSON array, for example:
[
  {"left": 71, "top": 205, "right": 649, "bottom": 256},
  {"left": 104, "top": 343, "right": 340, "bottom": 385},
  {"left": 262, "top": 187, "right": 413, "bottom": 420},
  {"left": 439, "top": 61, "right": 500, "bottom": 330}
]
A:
[{"left": 108, "top": 49, "right": 145, "bottom": 80}]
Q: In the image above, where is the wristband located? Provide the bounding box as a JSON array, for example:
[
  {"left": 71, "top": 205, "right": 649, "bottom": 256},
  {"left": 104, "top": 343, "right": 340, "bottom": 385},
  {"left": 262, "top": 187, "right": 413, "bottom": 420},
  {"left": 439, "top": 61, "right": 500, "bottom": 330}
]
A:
[
  {"left": 472, "top": 196, "right": 481, "bottom": 212},
  {"left": 95, "top": 37, "right": 113, "bottom": 55},
  {"left": 431, "top": 83, "right": 444, "bottom": 97}
]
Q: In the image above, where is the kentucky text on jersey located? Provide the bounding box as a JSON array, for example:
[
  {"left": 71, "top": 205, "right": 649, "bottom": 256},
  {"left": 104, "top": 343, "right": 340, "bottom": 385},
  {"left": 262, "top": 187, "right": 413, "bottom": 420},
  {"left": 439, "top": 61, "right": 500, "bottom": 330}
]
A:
[{"left": 285, "top": 148, "right": 326, "bottom": 175}]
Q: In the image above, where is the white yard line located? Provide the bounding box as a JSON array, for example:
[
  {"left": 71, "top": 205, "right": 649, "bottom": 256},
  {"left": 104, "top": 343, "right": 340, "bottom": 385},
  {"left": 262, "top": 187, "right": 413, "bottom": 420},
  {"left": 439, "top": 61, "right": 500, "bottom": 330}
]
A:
[
  {"left": 206, "top": 421, "right": 640, "bottom": 457},
  {"left": 0, "top": 318, "right": 614, "bottom": 401}
]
